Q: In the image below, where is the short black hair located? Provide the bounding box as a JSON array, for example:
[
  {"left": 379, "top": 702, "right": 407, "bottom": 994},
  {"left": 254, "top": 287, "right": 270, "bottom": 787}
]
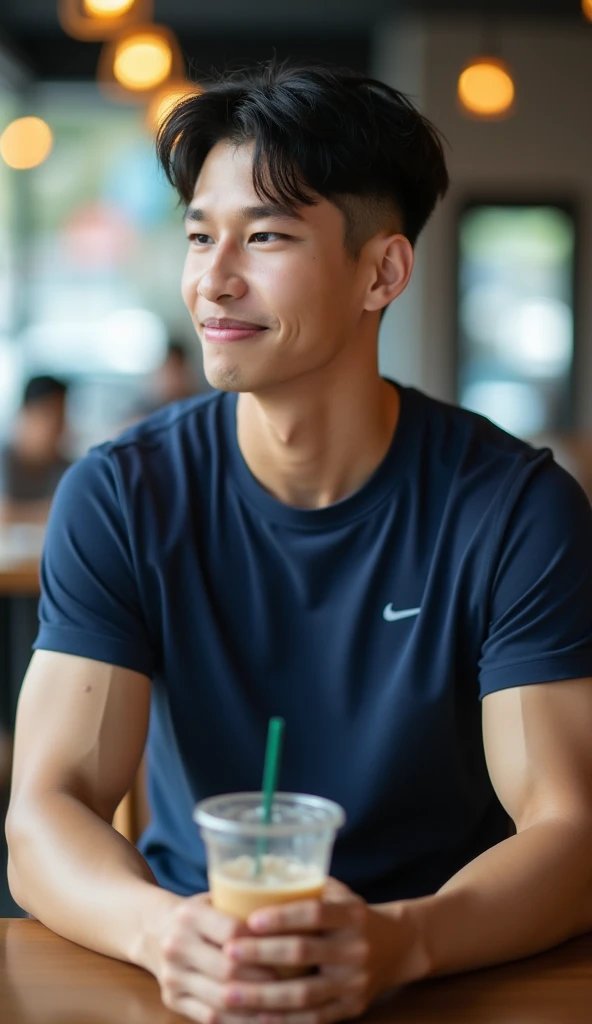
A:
[
  {"left": 156, "top": 59, "right": 449, "bottom": 260},
  {"left": 22, "top": 375, "right": 68, "bottom": 407}
]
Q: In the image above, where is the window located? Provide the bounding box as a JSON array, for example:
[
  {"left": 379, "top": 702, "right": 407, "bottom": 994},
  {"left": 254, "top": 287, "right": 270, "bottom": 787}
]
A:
[
  {"left": 457, "top": 202, "right": 576, "bottom": 438},
  {"left": 2, "top": 83, "right": 195, "bottom": 453}
]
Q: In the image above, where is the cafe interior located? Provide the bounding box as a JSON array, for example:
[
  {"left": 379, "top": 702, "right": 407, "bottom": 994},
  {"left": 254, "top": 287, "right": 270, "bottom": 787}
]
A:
[{"left": 0, "top": 0, "right": 591, "bottom": 1018}]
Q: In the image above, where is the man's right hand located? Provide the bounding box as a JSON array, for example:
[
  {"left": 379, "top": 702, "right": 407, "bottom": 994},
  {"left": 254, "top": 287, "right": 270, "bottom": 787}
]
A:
[{"left": 144, "top": 893, "right": 277, "bottom": 1023}]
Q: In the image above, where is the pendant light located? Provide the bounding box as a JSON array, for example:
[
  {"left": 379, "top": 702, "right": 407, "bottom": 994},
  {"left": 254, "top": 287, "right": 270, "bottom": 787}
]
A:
[
  {"left": 58, "top": 0, "right": 152, "bottom": 41},
  {"left": 457, "top": 23, "right": 516, "bottom": 121}
]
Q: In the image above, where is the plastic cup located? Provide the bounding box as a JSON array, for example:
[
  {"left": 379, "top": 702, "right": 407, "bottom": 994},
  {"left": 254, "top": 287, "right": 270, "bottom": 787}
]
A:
[{"left": 194, "top": 791, "right": 346, "bottom": 921}]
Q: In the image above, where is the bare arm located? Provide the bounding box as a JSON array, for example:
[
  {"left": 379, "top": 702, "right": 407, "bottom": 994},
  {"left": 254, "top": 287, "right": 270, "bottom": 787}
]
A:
[
  {"left": 5, "top": 650, "right": 182, "bottom": 965},
  {"left": 397, "top": 677, "right": 592, "bottom": 977}
]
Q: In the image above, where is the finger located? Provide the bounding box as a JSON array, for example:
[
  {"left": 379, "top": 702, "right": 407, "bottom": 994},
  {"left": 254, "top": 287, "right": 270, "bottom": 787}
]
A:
[
  {"left": 161, "top": 991, "right": 216, "bottom": 1023},
  {"left": 219, "top": 971, "right": 359, "bottom": 1012},
  {"left": 165, "top": 991, "right": 256, "bottom": 1024},
  {"left": 166, "top": 992, "right": 365, "bottom": 1024},
  {"left": 235, "top": 966, "right": 279, "bottom": 982},
  {"left": 257, "top": 995, "right": 368, "bottom": 1024},
  {"left": 248, "top": 899, "right": 365, "bottom": 935},
  {"left": 178, "top": 893, "right": 249, "bottom": 946},
  {"left": 226, "top": 930, "right": 367, "bottom": 968},
  {"left": 321, "top": 879, "right": 359, "bottom": 903},
  {"left": 168, "top": 970, "right": 288, "bottom": 1014},
  {"left": 165, "top": 930, "right": 278, "bottom": 983}
]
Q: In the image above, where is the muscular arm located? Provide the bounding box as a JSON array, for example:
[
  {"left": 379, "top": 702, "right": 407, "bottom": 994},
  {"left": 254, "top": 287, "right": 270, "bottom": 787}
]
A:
[
  {"left": 5, "top": 650, "right": 182, "bottom": 964},
  {"left": 397, "top": 677, "right": 592, "bottom": 977}
]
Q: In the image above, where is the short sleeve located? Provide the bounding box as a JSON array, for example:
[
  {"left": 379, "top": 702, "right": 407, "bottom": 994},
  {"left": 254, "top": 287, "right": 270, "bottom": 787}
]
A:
[
  {"left": 33, "top": 451, "right": 156, "bottom": 676},
  {"left": 478, "top": 459, "right": 592, "bottom": 697}
]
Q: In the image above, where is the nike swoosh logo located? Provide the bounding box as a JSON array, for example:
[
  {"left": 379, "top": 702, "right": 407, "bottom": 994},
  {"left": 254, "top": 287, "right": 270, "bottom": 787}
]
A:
[{"left": 382, "top": 604, "right": 421, "bottom": 623}]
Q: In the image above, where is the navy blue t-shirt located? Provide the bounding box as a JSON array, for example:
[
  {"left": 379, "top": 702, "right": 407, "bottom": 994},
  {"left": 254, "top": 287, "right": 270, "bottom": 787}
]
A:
[{"left": 34, "top": 383, "right": 592, "bottom": 902}]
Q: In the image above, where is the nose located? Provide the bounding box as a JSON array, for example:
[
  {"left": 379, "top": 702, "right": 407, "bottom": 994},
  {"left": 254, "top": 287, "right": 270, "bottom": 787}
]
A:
[{"left": 197, "top": 246, "right": 248, "bottom": 304}]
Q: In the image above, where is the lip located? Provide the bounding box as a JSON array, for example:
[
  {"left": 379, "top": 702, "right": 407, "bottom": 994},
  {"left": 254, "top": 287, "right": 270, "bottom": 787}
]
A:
[
  {"left": 203, "top": 326, "right": 266, "bottom": 342},
  {"left": 201, "top": 317, "right": 268, "bottom": 343},
  {"left": 203, "top": 318, "right": 265, "bottom": 329}
]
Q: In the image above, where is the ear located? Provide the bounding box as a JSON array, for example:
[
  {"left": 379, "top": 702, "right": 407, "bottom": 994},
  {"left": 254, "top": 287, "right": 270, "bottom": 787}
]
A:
[{"left": 363, "top": 234, "right": 414, "bottom": 313}]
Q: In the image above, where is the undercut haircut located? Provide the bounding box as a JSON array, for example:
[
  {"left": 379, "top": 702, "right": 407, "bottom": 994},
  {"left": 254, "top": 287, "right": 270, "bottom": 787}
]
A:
[{"left": 157, "top": 59, "right": 449, "bottom": 268}]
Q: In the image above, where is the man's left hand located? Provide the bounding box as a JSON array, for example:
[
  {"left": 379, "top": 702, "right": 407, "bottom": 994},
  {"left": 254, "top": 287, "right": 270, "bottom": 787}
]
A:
[{"left": 221, "top": 879, "right": 419, "bottom": 1024}]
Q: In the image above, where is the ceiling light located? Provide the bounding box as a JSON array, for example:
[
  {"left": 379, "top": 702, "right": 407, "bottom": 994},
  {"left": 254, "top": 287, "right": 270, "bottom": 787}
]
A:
[
  {"left": 0, "top": 117, "right": 53, "bottom": 170},
  {"left": 457, "top": 56, "right": 515, "bottom": 120},
  {"left": 58, "top": 0, "right": 152, "bottom": 41},
  {"left": 583, "top": 0, "right": 592, "bottom": 21},
  {"left": 84, "top": 0, "right": 135, "bottom": 14},
  {"left": 113, "top": 32, "right": 172, "bottom": 90},
  {"left": 98, "top": 24, "right": 184, "bottom": 100}
]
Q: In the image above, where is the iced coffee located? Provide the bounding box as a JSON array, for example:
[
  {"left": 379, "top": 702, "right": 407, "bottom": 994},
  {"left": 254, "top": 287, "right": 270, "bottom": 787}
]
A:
[{"left": 194, "top": 792, "right": 345, "bottom": 920}]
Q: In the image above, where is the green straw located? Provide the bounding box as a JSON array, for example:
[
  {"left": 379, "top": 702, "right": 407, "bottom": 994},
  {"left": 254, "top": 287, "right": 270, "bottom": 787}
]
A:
[{"left": 255, "top": 716, "right": 285, "bottom": 874}]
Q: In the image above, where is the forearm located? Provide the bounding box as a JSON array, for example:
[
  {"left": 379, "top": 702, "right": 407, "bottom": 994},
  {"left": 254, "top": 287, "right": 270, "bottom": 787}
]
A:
[
  {"left": 391, "top": 818, "right": 592, "bottom": 981},
  {"left": 7, "top": 791, "right": 182, "bottom": 967}
]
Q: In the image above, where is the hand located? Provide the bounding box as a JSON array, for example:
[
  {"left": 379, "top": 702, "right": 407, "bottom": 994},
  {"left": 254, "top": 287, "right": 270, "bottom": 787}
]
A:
[
  {"left": 218, "top": 879, "right": 419, "bottom": 1024},
  {"left": 151, "top": 893, "right": 278, "bottom": 1022}
]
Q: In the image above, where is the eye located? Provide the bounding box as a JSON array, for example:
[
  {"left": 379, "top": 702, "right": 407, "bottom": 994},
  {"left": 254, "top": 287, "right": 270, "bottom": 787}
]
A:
[
  {"left": 186, "top": 231, "right": 287, "bottom": 246},
  {"left": 250, "top": 232, "right": 286, "bottom": 243}
]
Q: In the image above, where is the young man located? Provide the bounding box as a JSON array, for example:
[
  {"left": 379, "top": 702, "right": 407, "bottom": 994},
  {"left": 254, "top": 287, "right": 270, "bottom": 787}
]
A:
[{"left": 6, "top": 61, "right": 592, "bottom": 1024}]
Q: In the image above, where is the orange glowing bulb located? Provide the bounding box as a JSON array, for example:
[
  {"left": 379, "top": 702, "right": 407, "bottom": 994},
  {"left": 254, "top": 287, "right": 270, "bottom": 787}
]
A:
[
  {"left": 457, "top": 57, "right": 515, "bottom": 119},
  {"left": 83, "top": 0, "right": 135, "bottom": 15},
  {"left": 0, "top": 117, "right": 53, "bottom": 169},
  {"left": 113, "top": 31, "right": 172, "bottom": 91}
]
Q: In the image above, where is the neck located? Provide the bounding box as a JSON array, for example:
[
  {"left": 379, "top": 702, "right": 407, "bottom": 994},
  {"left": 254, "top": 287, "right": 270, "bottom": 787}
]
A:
[
  {"left": 14, "top": 424, "right": 60, "bottom": 465},
  {"left": 236, "top": 361, "right": 400, "bottom": 510}
]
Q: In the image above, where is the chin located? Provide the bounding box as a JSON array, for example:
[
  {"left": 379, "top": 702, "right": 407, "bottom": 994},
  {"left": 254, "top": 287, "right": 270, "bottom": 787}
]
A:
[
  {"left": 205, "top": 357, "right": 282, "bottom": 395},
  {"left": 205, "top": 365, "right": 247, "bottom": 392}
]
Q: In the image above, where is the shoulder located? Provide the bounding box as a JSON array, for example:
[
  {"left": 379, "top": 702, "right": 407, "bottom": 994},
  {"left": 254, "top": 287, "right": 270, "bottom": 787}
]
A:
[
  {"left": 408, "top": 386, "right": 543, "bottom": 465},
  {"left": 407, "top": 386, "right": 559, "bottom": 499},
  {"left": 103, "top": 390, "right": 225, "bottom": 458},
  {"left": 52, "top": 391, "right": 227, "bottom": 524},
  {"left": 401, "top": 386, "right": 592, "bottom": 548},
  {"left": 70, "top": 390, "right": 226, "bottom": 488}
]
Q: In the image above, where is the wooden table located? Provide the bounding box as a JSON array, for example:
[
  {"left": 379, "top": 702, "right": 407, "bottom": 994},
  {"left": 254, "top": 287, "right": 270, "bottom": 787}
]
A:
[
  {"left": 0, "top": 563, "right": 40, "bottom": 596},
  {"left": 1, "top": 919, "right": 592, "bottom": 1023},
  {"left": 0, "top": 524, "right": 43, "bottom": 597}
]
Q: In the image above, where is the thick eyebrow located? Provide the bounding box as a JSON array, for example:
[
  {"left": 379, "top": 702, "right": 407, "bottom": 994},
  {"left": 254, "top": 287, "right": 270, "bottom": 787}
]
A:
[{"left": 183, "top": 203, "right": 306, "bottom": 226}]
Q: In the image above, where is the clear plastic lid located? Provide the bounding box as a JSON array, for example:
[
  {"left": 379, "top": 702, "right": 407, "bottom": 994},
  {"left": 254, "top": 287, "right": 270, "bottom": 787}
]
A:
[{"left": 194, "top": 791, "right": 346, "bottom": 838}]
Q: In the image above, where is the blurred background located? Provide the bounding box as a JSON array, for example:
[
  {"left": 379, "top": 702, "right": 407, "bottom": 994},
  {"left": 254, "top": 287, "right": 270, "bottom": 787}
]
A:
[
  {"left": 0, "top": 0, "right": 591, "bottom": 912},
  {"left": 0, "top": 1, "right": 591, "bottom": 452}
]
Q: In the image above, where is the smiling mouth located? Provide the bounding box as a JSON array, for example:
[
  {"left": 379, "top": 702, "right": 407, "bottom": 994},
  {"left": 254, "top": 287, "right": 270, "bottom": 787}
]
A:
[{"left": 201, "top": 323, "right": 268, "bottom": 343}]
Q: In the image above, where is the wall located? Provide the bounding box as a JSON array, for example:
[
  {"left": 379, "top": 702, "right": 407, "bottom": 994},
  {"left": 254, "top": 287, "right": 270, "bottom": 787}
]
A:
[{"left": 373, "top": 17, "right": 592, "bottom": 429}]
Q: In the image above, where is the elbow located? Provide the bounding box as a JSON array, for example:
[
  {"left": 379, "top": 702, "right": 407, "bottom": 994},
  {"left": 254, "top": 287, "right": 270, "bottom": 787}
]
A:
[
  {"left": 5, "top": 807, "right": 34, "bottom": 913},
  {"left": 6, "top": 854, "right": 28, "bottom": 912}
]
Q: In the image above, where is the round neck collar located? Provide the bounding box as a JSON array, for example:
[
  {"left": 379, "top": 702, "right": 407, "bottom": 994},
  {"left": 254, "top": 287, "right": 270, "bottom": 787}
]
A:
[{"left": 221, "top": 381, "right": 419, "bottom": 530}]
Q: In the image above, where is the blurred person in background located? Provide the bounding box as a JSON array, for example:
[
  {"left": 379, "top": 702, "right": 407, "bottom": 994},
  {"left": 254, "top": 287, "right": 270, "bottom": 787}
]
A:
[
  {"left": 150, "top": 339, "right": 202, "bottom": 408},
  {"left": 0, "top": 375, "right": 71, "bottom": 525},
  {"left": 135, "top": 339, "right": 203, "bottom": 419}
]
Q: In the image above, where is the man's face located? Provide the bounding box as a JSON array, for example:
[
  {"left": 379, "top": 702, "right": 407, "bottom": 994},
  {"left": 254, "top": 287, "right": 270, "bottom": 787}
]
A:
[
  {"left": 181, "top": 141, "right": 374, "bottom": 394},
  {"left": 22, "top": 394, "right": 66, "bottom": 456}
]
